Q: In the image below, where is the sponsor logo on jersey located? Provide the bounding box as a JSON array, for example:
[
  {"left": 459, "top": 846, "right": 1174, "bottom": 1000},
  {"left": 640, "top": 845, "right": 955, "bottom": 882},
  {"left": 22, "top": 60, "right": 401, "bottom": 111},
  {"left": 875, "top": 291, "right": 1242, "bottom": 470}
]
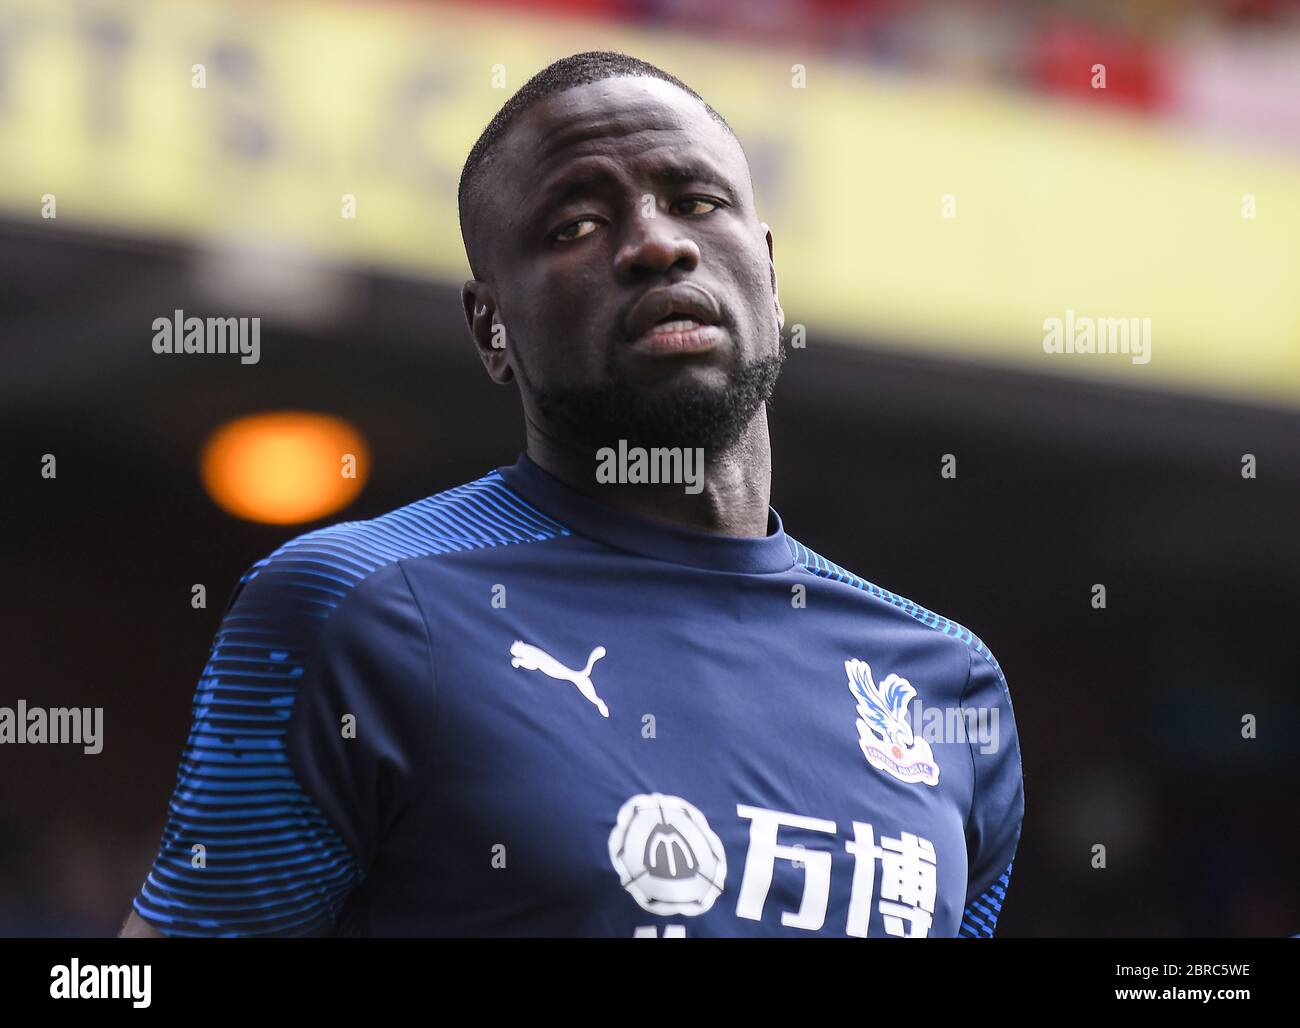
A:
[
  {"left": 610, "top": 793, "right": 940, "bottom": 937},
  {"left": 608, "top": 793, "right": 727, "bottom": 915},
  {"left": 509, "top": 640, "right": 609, "bottom": 718}
]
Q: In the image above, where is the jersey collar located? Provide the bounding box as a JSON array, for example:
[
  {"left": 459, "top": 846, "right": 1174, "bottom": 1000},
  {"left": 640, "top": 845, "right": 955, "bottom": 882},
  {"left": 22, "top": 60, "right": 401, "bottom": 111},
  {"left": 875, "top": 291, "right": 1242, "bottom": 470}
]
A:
[{"left": 497, "top": 452, "right": 796, "bottom": 574}]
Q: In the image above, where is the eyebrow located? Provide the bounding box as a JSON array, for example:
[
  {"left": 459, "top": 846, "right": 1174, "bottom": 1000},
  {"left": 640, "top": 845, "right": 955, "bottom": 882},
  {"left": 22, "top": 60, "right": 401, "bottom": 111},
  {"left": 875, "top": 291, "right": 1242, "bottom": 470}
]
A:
[
  {"left": 532, "top": 158, "right": 740, "bottom": 220},
  {"left": 539, "top": 168, "right": 618, "bottom": 211}
]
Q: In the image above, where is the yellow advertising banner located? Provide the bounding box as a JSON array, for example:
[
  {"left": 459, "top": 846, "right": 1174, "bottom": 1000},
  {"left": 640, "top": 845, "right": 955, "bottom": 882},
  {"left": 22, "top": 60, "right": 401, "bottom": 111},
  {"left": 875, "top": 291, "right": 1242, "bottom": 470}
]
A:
[{"left": 2, "top": 0, "right": 1297, "bottom": 407}]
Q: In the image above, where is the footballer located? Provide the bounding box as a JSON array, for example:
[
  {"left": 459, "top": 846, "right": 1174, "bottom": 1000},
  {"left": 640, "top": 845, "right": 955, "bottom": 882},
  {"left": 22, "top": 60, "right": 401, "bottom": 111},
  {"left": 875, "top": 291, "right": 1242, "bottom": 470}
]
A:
[{"left": 121, "top": 51, "right": 1023, "bottom": 938}]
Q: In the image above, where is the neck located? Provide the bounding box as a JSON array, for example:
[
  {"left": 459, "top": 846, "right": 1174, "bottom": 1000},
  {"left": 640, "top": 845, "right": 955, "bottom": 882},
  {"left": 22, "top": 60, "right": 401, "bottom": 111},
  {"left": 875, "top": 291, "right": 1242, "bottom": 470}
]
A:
[{"left": 523, "top": 416, "right": 773, "bottom": 538}]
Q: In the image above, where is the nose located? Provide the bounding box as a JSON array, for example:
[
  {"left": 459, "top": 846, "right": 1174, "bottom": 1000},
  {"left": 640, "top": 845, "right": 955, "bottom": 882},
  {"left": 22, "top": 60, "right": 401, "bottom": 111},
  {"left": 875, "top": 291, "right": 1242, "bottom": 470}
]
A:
[{"left": 613, "top": 209, "right": 701, "bottom": 278}]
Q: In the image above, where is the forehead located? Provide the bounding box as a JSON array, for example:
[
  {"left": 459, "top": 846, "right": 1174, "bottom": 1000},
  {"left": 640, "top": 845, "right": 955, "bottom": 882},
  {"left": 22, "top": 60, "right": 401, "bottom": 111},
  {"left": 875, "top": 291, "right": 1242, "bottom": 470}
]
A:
[{"left": 491, "top": 76, "right": 750, "bottom": 219}]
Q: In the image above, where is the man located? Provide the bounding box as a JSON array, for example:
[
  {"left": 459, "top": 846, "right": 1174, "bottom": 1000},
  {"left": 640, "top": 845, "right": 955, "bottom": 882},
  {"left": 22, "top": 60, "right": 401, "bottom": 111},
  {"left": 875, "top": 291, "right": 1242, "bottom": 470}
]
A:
[{"left": 122, "top": 50, "right": 1022, "bottom": 938}]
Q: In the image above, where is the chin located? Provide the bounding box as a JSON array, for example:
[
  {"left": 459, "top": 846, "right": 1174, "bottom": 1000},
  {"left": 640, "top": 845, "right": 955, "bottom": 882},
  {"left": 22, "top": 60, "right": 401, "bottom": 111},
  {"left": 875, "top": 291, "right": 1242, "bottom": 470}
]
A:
[{"left": 614, "top": 348, "right": 735, "bottom": 388}]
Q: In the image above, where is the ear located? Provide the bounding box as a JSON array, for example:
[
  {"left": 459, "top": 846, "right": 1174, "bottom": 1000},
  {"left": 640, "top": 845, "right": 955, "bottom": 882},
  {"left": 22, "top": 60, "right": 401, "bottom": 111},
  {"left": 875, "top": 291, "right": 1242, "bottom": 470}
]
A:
[
  {"left": 461, "top": 280, "right": 513, "bottom": 384},
  {"left": 762, "top": 223, "right": 785, "bottom": 332}
]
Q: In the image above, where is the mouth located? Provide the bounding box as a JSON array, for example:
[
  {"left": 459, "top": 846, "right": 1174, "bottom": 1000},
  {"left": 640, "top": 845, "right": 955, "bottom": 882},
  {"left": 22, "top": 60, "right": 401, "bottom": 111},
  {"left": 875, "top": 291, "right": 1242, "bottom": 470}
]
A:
[
  {"left": 633, "top": 317, "right": 726, "bottom": 355},
  {"left": 624, "top": 283, "right": 726, "bottom": 355}
]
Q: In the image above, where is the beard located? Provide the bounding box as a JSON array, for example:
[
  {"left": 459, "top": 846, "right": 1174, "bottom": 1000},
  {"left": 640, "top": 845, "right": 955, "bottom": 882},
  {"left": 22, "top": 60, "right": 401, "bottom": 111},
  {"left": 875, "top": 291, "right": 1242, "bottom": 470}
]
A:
[{"left": 531, "top": 344, "right": 786, "bottom": 456}]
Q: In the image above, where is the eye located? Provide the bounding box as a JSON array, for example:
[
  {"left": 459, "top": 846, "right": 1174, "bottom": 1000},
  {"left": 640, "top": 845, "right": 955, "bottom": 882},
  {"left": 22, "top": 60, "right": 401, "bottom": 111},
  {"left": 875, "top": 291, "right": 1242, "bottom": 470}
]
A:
[
  {"left": 552, "top": 218, "right": 599, "bottom": 244},
  {"left": 673, "top": 196, "right": 721, "bottom": 216}
]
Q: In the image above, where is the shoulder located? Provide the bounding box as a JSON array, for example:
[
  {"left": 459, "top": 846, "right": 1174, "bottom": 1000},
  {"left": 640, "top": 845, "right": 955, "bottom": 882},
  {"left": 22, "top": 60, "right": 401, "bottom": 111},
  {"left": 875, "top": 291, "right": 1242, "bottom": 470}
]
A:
[
  {"left": 228, "top": 469, "right": 570, "bottom": 625},
  {"left": 785, "top": 534, "right": 1010, "bottom": 704}
]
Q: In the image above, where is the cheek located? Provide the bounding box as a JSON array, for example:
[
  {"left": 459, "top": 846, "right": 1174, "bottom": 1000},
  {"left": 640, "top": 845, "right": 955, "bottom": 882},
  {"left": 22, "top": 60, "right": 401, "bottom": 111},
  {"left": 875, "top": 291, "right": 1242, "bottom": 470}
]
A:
[
  {"left": 722, "top": 225, "right": 770, "bottom": 289},
  {"left": 728, "top": 241, "right": 782, "bottom": 355},
  {"left": 727, "top": 242, "right": 775, "bottom": 322},
  {"left": 511, "top": 265, "right": 608, "bottom": 377}
]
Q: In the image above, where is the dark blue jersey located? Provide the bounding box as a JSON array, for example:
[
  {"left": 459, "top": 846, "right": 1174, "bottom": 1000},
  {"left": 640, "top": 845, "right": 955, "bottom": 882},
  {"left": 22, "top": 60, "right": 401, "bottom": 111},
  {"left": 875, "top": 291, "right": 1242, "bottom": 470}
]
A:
[{"left": 133, "top": 453, "right": 1023, "bottom": 937}]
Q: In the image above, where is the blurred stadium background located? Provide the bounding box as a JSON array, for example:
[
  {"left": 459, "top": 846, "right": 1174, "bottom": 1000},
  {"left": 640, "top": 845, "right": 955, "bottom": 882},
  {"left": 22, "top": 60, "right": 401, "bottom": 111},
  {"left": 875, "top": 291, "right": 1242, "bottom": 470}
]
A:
[{"left": 2, "top": 0, "right": 1298, "bottom": 936}]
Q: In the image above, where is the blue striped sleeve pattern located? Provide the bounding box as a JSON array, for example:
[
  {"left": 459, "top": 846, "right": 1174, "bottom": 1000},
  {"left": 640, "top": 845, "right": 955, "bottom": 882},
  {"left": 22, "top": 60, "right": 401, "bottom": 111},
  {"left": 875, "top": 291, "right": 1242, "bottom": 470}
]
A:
[
  {"left": 959, "top": 861, "right": 1013, "bottom": 938},
  {"left": 785, "top": 537, "right": 1011, "bottom": 705},
  {"left": 133, "top": 471, "right": 569, "bottom": 936}
]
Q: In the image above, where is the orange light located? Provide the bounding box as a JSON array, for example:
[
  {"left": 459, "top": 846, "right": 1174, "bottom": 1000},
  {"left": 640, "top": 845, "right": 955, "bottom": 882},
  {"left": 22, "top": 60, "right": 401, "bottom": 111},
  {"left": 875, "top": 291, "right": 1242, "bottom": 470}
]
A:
[{"left": 200, "top": 412, "right": 369, "bottom": 525}]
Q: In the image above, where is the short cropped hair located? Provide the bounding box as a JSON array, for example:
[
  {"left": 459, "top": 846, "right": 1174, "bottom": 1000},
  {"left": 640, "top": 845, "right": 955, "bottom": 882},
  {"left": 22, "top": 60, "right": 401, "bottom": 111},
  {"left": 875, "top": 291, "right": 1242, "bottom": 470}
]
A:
[{"left": 457, "top": 50, "right": 737, "bottom": 278}]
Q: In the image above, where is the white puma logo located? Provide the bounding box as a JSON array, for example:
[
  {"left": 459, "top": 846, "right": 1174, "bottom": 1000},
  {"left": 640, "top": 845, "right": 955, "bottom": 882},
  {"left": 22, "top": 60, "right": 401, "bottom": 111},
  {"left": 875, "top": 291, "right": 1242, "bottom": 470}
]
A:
[{"left": 509, "top": 641, "right": 609, "bottom": 718}]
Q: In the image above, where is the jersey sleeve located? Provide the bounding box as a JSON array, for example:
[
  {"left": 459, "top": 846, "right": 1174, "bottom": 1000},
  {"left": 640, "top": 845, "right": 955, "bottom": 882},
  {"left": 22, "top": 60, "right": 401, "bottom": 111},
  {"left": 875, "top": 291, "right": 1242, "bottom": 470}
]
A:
[
  {"left": 957, "top": 643, "right": 1024, "bottom": 938},
  {"left": 132, "top": 545, "right": 435, "bottom": 937}
]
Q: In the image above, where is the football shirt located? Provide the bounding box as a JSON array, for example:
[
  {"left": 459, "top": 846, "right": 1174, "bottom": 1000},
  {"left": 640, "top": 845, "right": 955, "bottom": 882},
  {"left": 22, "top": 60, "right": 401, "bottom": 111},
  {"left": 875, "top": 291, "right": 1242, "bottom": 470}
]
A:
[{"left": 134, "top": 452, "right": 1023, "bottom": 937}]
